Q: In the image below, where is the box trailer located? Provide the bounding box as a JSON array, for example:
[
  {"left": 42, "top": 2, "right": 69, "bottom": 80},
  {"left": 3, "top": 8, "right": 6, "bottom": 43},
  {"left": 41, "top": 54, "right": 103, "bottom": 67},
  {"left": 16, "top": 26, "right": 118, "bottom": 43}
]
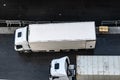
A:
[
  {"left": 14, "top": 22, "right": 96, "bottom": 53},
  {"left": 49, "top": 56, "right": 120, "bottom": 80}
]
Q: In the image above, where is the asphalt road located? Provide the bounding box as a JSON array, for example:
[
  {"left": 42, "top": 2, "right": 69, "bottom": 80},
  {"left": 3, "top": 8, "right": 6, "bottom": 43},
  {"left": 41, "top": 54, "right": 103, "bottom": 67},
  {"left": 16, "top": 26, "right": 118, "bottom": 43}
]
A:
[{"left": 0, "top": 34, "right": 120, "bottom": 80}]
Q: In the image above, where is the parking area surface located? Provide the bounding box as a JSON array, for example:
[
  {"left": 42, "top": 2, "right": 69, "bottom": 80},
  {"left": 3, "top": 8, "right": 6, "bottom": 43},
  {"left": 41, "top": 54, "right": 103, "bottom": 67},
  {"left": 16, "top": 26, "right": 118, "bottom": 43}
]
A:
[{"left": 0, "top": 34, "right": 120, "bottom": 80}]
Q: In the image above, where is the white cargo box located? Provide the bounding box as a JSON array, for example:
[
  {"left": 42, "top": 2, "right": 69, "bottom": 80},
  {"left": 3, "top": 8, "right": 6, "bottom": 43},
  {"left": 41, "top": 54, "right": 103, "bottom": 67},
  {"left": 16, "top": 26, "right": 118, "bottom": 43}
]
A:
[
  {"left": 76, "top": 56, "right": 120, "bottom": 80},
  {"left": 28, "top": 22, "right": 96, "bottom": 51}
]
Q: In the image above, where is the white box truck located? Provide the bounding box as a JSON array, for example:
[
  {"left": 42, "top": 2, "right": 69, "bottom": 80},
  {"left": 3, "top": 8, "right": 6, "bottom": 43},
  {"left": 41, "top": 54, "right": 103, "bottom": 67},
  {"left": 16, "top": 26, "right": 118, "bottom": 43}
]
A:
[
  {"left": 14, "top": 22, "right": 96, "bottom": 53},
  {"left": 49, "top": 56, "right": 120, "bottom": 80}
]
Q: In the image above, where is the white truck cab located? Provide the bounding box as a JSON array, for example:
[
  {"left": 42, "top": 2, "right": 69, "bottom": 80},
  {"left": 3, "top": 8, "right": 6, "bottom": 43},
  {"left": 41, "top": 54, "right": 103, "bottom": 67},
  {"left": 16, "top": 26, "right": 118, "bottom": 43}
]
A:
[
  {"left": 49, "top": 56, "right": 75, "bottom": 80},
  {"left": 14, "top": 27, "right": 30, "bottom": 52}
]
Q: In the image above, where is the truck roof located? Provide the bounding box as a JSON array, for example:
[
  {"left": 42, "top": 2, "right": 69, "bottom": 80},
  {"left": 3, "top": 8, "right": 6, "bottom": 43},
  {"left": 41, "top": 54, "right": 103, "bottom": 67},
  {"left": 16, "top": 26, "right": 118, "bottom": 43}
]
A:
[
  {"left": 76, "top": 56, "right": 120, "bottom": 80},
  {"left": 50, "top": 56, "right": 70, "bottom": 77},
  {"left": 28, "top": 22, "right": 96, "bottom": 42}
]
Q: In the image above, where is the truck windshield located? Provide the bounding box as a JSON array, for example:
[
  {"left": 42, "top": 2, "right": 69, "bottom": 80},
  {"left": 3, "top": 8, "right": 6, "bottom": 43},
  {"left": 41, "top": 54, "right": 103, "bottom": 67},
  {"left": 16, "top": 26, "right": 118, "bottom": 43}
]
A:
[
  {"left": 18, "top": 32, "right": 22, "bottom": 37},
  {"left": 55, "top": 63, "right": 59, "bottom": 69}
]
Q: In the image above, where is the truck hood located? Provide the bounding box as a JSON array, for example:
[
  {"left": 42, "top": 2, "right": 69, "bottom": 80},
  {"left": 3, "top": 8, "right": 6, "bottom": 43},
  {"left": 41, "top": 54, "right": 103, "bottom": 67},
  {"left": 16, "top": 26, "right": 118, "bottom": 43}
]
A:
[
  {"left": 50, "top": 56, "right": 70, "bottom": 77},
  {"left": 15, "top": 27, "right": 27, "bottom": 45}
]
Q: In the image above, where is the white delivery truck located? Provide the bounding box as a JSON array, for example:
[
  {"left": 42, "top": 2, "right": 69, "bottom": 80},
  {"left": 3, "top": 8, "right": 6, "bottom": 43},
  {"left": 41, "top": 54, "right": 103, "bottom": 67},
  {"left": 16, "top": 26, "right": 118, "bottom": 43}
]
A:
[
  {"left": 49, "top": 56, "right": 120, "bottom": 80},
  {"left": 14, "top": 22, "right": 96, "bottom": 53}
]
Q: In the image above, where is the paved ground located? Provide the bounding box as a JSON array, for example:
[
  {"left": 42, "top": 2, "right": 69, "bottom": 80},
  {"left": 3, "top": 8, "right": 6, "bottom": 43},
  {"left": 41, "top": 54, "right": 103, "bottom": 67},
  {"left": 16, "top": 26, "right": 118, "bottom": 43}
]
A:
[{"left": 0, "top": 34, "right": 120, "bottom": 80}]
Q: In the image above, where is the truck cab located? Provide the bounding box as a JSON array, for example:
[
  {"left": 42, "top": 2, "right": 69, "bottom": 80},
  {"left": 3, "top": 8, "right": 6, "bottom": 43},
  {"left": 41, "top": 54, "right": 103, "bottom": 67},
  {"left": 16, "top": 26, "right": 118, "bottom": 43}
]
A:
[
  {"left": 14, "top": 27, "right": 30, "bottom": 52},
  {"left": 49, "top": 56, "right": 75, "bottom": 80}
]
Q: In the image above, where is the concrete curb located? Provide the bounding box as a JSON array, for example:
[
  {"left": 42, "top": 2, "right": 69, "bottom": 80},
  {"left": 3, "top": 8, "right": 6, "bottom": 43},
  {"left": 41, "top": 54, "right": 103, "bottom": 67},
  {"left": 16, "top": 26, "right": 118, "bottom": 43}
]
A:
[
  {"left": 0, "top": 26, "right": 120, "bottom": 34},
  {"left": 0, "top": 27, "right": 20, "bottom": 34}
]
